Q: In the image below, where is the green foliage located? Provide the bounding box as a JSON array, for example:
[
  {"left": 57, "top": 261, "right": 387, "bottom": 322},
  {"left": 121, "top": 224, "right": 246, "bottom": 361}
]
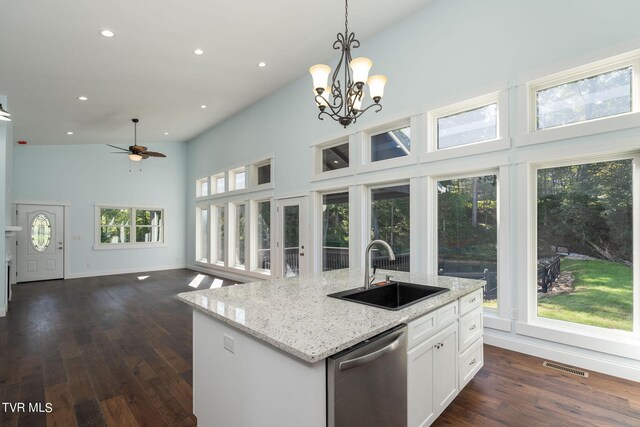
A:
[
  {"left": 538, "top": 259, "right": 632, "bottom": 331},
  {"left": 537, "top": 160, "right": 632, "bottom": 262}
]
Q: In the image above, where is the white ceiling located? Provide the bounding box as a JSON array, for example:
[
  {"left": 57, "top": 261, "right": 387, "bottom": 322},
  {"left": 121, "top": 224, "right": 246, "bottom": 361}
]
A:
[{"left": 0, "top": 0, "right": 431, "bottom": 146}]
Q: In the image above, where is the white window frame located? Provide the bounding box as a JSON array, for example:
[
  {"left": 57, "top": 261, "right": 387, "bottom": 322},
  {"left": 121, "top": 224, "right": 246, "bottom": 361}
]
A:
[
  {"left": 94, "top": 205, "right": 166, "bottom": 250},
  {"left": 366, "top": 180, "right": 413, "bottom": 273},
  {"left": 363, "top": 119, "right": 416, "bottom": 170},
  {"left": 310, "top": 136, "right": 353, "bottom": 181},
  {"left": 230, "top": 202, "right": 248, "bottom": 270},
  {"left": 427, "top": 167, "right": 511, "bottom": 331},
  {"left": 518, "top": 51, "right": 640, "bottom": 147},
  {"left": 229, "top": 167, "right": 247, "bottom": 192},
  {"left": 516, "top": 152, "right": 640, "bottom": 360},
  {"left": 196, "top": 177, "right": 210, "bottom": 198},
  {"left": 250, "top": 198, "right": 273, "bottom": 275},
  {"left": 195, "top": 206, "right": 210, "bottom": 263},
  {"left": 319, "top": 189, "right": 351, "bottom": 272},
  {"left": 252, "top": 159, "right": 273, "bottom": 187},
  {"left": 212, "top": 173, "right": 226, "bottom": 195},
  {"left": 425, "top": 90, "right": 509, "bottom": 162}
]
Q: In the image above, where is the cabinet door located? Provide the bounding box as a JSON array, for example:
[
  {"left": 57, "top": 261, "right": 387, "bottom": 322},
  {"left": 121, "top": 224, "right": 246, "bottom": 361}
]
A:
[
  {"left": 407, "top": 335, "right": 435, "bottom": 427},
  {"left": 433, "top": 323, "right": 458, "bottom": 412}
]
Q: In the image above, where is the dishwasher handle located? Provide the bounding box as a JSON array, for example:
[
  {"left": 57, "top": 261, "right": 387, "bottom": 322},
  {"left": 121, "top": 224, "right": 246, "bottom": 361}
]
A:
[{"left": 338, "top": 329, "right": 405, "bottom": 371}]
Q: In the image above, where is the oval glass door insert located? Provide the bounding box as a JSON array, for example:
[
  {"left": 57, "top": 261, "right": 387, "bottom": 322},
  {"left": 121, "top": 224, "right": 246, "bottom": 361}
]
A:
[{"left": 31, "top": 213, "right": 52, "bottom": 252}]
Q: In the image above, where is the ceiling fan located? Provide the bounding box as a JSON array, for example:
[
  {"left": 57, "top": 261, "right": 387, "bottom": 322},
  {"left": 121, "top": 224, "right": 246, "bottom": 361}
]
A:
[{"left": 108, "top": 118, "right": 166, "bottom": 161}]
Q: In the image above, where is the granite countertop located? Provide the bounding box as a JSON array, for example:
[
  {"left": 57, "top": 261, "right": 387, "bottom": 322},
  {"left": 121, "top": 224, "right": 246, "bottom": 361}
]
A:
[{"left": 178, "top": 269, "right": 484, "bottom": 364}]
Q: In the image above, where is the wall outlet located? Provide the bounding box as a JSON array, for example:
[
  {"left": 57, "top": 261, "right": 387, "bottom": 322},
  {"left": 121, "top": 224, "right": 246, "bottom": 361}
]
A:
[
  {"left": 510, "top": 308, "right": 518, "bottom": 320},
  {"left": 223, "top": 334, "right": 235, "bottom": 354}
]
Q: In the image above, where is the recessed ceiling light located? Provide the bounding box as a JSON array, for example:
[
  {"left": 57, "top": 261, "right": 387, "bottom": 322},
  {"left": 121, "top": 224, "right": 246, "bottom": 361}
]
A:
[
  {"left": 194, "top": 49, "right": 204, "bottom": 55},
  {"left": 66, "top": 131, "right": 74, "bottom": 135},
  {"left": 258, "top": 61, "right": 267, "bottom": 68},
  {"left": 164, "top": 132, "right": 169, "bottom": 135},
  {"left": 100, "top": 29, "right": 115, "bottom": 38},
  {"left": 200, "top": 105, "right": 207, "bottom": 109},
  {"left": 77, "top": 96, "right": 88, "bottom": 101}
]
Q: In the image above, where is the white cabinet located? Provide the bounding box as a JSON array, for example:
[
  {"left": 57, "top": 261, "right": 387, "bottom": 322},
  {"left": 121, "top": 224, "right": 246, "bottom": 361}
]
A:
[
  {"left": 408, "top": 322, "right": 457, "bottom": 427},
  {"left": 407, "top": 289, "right": 484, "bottom": 427}
]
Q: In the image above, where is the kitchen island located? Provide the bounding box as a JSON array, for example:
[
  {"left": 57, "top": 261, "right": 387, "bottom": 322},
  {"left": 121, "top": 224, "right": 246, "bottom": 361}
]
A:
[{"left": 178, "top": 269, "right": 485, "bottom": 427}]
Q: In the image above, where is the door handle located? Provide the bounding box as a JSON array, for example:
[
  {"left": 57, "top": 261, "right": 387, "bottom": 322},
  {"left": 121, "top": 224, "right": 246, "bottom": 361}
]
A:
[{"left": 300, "top": 253, "right": 305, "bottom": 256}]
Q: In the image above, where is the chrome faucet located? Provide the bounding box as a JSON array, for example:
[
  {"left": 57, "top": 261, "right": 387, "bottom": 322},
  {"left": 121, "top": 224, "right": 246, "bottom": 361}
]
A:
[{"left": 364, "top": 240, "right": 396, "bottom": 289}]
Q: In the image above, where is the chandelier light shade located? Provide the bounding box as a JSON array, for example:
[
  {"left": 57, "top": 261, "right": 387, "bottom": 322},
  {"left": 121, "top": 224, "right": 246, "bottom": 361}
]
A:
[
  {"left": 309, "top": 0, "right": 387, "bottom": 127},
  {"left": 0, "top": 104, "right": 11, "bottom": 122}
]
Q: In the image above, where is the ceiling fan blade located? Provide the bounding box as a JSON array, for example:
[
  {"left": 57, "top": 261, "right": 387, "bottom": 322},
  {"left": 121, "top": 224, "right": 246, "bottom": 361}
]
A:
[
  {"left": 143, "top": 151, "right": 167, "bottom": 158},
  {"left": 130, "top": 145, "right": 148, "bottom": 153},
  {"left": 107, "top": 144, "right": 129, "bottom": 151},
  {"left": 140, "top": 153, "right": 150, "bottom": 159}
]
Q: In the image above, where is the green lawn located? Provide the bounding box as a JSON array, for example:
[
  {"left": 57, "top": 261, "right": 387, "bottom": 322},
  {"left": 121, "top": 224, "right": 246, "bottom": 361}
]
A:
[{"left": 538, "top": 258, "right": 633, "bottom": 331}]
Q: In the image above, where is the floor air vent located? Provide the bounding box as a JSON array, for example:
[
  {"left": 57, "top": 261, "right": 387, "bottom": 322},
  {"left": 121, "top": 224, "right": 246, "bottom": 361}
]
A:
[{"left": 542, "top": 361, "right": 589, "bottom": 378}]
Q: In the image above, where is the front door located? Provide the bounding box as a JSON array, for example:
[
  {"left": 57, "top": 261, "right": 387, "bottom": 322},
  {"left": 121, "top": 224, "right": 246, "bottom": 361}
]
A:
[
  {"left": 275, "top": 197, "right": 308, "bottom": 280},
  {"left": 17, "top": 204, "right": 64, "bottom": 282}
]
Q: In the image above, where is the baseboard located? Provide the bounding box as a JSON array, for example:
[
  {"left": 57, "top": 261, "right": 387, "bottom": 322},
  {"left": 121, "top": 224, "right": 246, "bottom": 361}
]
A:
[
  {"left": 484, "top": 330, "right": 640, "bottom": 382},
  {"left": 187, "top": 264, "right": 260, "bottom": 284},
  {"left": 64, "top": 264, "right": 187, "bottom": 280}
]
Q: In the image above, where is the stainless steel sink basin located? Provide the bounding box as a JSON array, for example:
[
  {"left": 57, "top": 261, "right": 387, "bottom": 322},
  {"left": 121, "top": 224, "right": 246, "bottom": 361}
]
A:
[{"left": 328, "top": 281, "right": 449, "bottom": 311}]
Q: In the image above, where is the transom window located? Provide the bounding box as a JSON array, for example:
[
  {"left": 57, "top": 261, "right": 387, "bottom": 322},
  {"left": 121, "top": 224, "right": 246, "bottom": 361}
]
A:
[
  {"left": 97, "top": 207, "right": 164, "bottom": 247},
  {"left": 196, "top": 178, "right": 209, "bottom": 197},
  {"left": 437, "top": 103, "right": 497, "bottom": 149},
  {"left": 370, "top": 126, "right": 411, "bottom": 162},
  {"left": 322, "top": 142, "right": 349, "bottom": 171},
  {"left": 257, "top": 163, "right": 271, "bottom": 185}
]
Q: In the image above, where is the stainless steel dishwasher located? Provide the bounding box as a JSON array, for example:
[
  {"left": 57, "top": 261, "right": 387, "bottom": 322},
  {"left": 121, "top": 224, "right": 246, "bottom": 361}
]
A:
[{"left": 327, "top": 324, "right": 407, "bottom": 427}]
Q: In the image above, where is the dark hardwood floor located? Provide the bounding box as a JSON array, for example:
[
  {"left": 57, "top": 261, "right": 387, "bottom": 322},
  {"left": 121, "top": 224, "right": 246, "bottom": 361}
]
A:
[{"left": 1, "top": 269, "right": 638, "bottom": 426}]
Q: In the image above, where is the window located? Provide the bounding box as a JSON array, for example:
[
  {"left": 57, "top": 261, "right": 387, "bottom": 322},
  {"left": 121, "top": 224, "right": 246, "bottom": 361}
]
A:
[
  {"left": 213, "top": 174, "right": 226, "bottom": 194},
  {"left": 322, "top": 142, "right": 349, "bottom": 171},
  {"left": 534, "top": 66, "right": 633, "bottom": 130},
  {"left": 322, "top": 192, "right": 349, "bottom": 271},
  {"left": 257, "top": 163, "right": 271, "bottom": 185},
  {"left": 31, "top": 214, "right": 52, "bottom": 252},
  {"left": 196, "top": 207, "right": 209, "bottom": 262},
  {"left": 255, "top": 201, "right": 271, "bottom": 272},
  {"left": 230, "top": 168, "right": 246, "bottom": 191},
  {"left": 214, "top": 206, "right": 225, "bottom": 264},
  {"left": 370, "top": 185, "right": 410, "bottom": 271},
  {"left": 196, "top": 178, "right": 209, "bottom": 197},
  {"left": 371, "top": 126, "right": 411, "bottom": 162},
  {"left": 438, "top": 175, "right": 497, "bottom": 308},
  {"left": 234, "top": 203, "right": 246, "bottom": 267},
  {"left": 437, "top": 104, "right": 497, "bottom": 149},
  {"left": 536, "top": 159, "right": 633, "bottom": 332},
  {"left": 97, "top": 207, "right": 164, "bottom": 247}
]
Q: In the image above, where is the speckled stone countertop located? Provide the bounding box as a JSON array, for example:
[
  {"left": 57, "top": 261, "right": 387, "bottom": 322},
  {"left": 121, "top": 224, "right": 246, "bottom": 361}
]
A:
[{"left": 178, "top": 269, "right": 484, "bottom": 364}]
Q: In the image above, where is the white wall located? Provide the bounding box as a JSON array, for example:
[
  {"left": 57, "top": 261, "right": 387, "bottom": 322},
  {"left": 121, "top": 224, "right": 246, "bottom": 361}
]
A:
[
  {"left": 12, "top": 142, "right": 187, "bottom": 278},
  {"left": 184, "top": 0, "right": 640, "bottom": 379}
]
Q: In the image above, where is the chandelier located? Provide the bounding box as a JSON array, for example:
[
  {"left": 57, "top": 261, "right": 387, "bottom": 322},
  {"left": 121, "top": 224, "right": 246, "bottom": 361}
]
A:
[{"left": 309, "top": 0, "right": 387, "bottom": 128}]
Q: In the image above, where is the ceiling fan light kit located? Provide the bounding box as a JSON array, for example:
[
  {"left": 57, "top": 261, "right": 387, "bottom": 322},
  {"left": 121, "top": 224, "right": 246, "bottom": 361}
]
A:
[
  {"left": 309, "top": 0, "right": 387, "bottom": 128},
  {"left": 107, "top": 118, "right": 167, "bottom": 164}
]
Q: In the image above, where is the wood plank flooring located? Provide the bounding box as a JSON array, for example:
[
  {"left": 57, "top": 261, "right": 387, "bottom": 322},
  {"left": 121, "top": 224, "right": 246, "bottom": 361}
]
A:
[
  {"left": 0, "top": 269, "right": 233, "bottom": 427},
  {"left": 1, "top": 268, "right": 639, "bottom": 426}
]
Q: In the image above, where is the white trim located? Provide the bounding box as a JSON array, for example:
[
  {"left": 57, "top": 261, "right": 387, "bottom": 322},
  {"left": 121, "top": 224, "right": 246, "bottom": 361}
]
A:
[
  {"left": 484, "top": 330, "right": 640, "bottom": 382},
  {"left": 65, "top": 264, "right": 186, "bottom": 279},
  {"left": 483, "top": 315, "right": 511, "bottom": 332}
]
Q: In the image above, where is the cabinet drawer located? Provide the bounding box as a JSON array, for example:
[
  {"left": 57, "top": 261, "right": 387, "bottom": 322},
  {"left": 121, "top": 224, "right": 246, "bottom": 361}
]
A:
[
  {"left": 408, "top": 311, "right": 437, "bottom": 349},
  {"left": 459, "top": 307, "right": 483, "bottom": 352},
  {"left": 408, "top": 301, "right": 458, "bottom": 349},
  {"left": 459, "top": 337, "right": 483, "bottom": 389},
  {"left": 437, "top": 301, "right": 458, "bottom": 328},
  {"left": 459, "top": 288, "right": 482, "bottom": 316}
]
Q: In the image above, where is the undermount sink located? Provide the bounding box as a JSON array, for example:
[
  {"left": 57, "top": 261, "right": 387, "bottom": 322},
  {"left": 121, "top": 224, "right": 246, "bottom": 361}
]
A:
[{"left": 328, "top": 281, "right": 449, "bottom": 311}]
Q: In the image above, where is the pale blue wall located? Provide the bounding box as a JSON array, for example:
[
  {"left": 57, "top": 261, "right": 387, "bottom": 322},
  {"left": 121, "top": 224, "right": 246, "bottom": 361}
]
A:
[
  {"left": 185, "top": 0, "right": 640, "bottom": 262},
  {"left": 12, "top": 142, "right": 187, "bottom": 277}
]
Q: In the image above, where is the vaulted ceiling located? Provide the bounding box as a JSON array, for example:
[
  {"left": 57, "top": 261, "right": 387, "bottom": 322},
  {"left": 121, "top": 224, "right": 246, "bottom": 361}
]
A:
[{"left": 0, "top": 0, "right": 431, "bottom": 146}]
